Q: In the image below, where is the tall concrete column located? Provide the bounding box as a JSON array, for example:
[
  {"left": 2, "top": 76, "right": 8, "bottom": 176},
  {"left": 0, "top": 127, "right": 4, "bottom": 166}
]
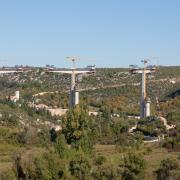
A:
[
  {"left": 145, "top": 97, "right": 151, "bottom": 117},
  {"left": 70, "top": 69, "right": 76, "bottom": 108},
  {"left": 141, "top": 71, "right": 146, "bottom": 119},
  {"left": 74, "top": 89, "right": 79, "bottom": 105}
]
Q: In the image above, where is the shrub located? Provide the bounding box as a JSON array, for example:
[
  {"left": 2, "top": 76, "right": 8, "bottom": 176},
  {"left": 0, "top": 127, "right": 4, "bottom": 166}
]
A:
[
  {"left": 122, "top": 153, "right": 146, "bottom": 180},
  {"left": 69, "top": 154, "right": 91, "bottom": 180},
  {"left": 155, "top": 158, "right": 179, "bottom": 180}
]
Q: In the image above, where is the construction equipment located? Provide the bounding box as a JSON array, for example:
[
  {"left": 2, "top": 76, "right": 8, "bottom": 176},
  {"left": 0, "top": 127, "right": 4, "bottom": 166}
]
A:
[
  {"left": 48, "top": 57, "right": 96, "bottom": 108},
  {"left": 130, "top": 60, "right": 156, "bottom": 119}
]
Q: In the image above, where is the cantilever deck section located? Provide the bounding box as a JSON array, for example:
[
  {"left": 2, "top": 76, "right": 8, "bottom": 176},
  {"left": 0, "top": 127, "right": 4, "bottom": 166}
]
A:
[{"left": 0, "top": 67, "right": 23, "bottom": 74}]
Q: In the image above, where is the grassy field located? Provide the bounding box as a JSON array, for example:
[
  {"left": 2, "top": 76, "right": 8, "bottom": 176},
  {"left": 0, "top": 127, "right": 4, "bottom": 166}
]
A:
[
  {"left": 0, "top": 141, "right": 179, "bottom": 179},
  {"left": 95, "top": 143, "right": 180, "bottom": 180}
]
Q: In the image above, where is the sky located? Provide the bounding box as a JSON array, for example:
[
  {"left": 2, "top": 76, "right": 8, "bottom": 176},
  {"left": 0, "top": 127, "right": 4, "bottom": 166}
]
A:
[{"left": 0, "top": 0, "right": 180, "bottom": 68}]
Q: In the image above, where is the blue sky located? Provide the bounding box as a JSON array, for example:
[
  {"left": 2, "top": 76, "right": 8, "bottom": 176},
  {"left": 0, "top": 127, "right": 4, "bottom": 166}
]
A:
[{"left": 0, "top": 0, "right": 179, "bottom": 67}]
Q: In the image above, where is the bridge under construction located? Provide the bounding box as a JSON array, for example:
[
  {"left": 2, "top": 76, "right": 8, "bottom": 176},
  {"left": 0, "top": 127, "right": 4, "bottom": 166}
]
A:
[{"left": 48, "top": 57, "right": 95, "bottom": 108}]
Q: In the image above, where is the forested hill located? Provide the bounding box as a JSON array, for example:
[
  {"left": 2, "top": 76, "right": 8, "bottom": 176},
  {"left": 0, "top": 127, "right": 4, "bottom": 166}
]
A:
[
  {"left": 0, "top": 66, "right": 179, "bottom": 113},
  {"left": 0, "top": 66, "right": 180, "bottom": 96},
  {"left": 0, "top": 66, "right": 179, "bottom": 179}
]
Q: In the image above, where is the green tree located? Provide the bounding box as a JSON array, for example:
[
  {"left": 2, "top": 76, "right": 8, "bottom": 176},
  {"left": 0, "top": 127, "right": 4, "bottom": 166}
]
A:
[
  {"left": 95, "top": 155, "right": 106, "bottom": 166},
  {"left": 77, "top": 131, "right": 94, "bottom": 154},
  {"left": 62, "top": 106, "right": 89, "bottom": 143},
  {"left": 92, "top": 164, "right": 116, "bottom": 180},
  {"left": 13, "top": 152, "right": 67, "bottom": 180},
  {"left": 69, "top": 154, "right": 91, "bottom": 180},
  {"left": 122, "top": 153, "right": 146, "bottom": 180},
  {"left": 54, "top": 134, "right": 67, "bottom": 158},
  {"left": 137, "top": 116, "right": 166, "bottom": 136},
  {"left": 101, "top": 106, "right": 111, "bottom": 120},
  {"left": 62, "top": 106, "right": 95, "bottom": 153},
  {"left": 155, "top": 158, "right": 179, "bottom": 180}
]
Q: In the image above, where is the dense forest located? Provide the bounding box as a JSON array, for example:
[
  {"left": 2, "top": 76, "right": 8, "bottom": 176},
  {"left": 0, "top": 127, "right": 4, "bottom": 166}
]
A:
[{"left": 0, "top": 66, "right": 179, "bottom": 179}]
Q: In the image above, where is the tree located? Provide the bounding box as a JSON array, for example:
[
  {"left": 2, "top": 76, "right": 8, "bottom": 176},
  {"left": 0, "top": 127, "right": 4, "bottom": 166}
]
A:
[
  {"left": 62, "top": 106, "right": 89, "bottom": 144},
  {"left": 54, "top": 134, "right": 67, "bottom": 158},
  {"left": 101, "top": 106, "right": 111, "bottom": 120},
  {"left": 137, "top": 116, "right": 166, "bottom": 136},
  {"left": 69, "top": 154, "right": 91, "bottom": 180},
  {"left": 13, "top": 152, "right": 67, "bottom": 180},
  {"left": 95, "top": 155, "right": 106, "bottom": 166},
  {"left": 92, "top": 164, "right": 116, "bottom": 180},
  {"left": 155, "top": 158, "right": 178, "bottom": 180},
  {"left": 62, "top": 106, "right": 95, "bottom": 153},
  {"left": 50, "top": 128, "right": 58, "bottom": 142},
  {"left": 122, "top": 153, "right": 146, "bottom": 180}
]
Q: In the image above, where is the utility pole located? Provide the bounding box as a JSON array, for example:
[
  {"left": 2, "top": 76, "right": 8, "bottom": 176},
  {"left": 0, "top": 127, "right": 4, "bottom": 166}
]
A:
[
  {"left": 48, "top": 57, "right": 95, "bottom": 108},
  {"left": 130, "top": 60, "right": 156, "bottom": 119}
]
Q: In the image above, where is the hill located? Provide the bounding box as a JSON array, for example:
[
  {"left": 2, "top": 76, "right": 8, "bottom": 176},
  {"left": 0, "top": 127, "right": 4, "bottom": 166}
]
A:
[{"left": 0, "top": 66, "right": 179, "bottom": 179}]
